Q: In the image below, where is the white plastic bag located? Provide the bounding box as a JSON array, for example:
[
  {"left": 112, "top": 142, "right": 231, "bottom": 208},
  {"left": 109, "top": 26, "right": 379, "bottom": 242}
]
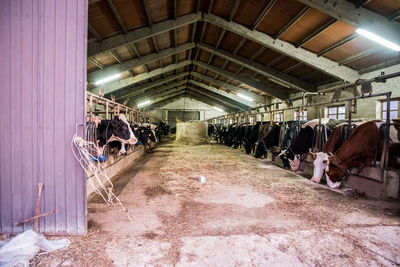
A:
[{"left": 0, "top": 230, "right": 69, "bottom": 267}]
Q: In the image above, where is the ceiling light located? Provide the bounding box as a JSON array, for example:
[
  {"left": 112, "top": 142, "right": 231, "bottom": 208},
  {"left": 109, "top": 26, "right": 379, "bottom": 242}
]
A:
[
  {"left": 94, "top": 73, "right": 121, "bottom": 85},
  {"left": 137, "top": 100, "right": 151, "bottom": 107},
  {"left": 237, "top": 93, "right": 253, "bottom": 102},
  {"left": 356, "top": 28, "right": 400, "bottom": 51},
  {"left": 213, "top": 107, "right": 223, "bottom": 112}
]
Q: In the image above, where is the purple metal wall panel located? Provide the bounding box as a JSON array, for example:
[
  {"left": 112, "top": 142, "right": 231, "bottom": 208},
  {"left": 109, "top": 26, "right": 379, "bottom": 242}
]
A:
[{"left": 0, "top": 0, "right": 87, "bottom": 235}]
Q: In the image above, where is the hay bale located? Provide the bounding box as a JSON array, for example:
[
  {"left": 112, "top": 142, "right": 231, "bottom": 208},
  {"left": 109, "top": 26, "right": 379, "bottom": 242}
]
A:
[{"left": 175, "top": 121, "right": 209, "bottom": 145}]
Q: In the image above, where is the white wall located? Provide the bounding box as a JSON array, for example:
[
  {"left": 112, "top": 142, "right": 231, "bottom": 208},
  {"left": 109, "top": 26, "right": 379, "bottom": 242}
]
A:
[{"left": 149, "top": 97, "right": 227, "bottom": 121}]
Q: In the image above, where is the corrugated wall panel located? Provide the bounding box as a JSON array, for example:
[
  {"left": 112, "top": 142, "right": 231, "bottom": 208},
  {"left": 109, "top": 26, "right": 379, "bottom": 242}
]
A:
[{"left": 0, "top": 0, "right": 87, "bottom": 235}]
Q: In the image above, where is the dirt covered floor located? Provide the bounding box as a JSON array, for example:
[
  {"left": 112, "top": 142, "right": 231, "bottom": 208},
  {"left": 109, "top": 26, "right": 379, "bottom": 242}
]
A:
[{"left": 34, "top": 137, "right": 400, "bottom": 266}]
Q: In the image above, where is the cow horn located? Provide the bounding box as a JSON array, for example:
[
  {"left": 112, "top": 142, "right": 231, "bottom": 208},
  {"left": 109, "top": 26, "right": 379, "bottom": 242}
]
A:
[{"left": 328, "top": 152, "right": 334, "bottom": 157}]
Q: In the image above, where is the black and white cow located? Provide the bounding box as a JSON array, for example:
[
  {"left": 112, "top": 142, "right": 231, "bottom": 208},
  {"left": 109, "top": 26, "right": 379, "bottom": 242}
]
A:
[{"left": 95, "top": 114, "right": 137, "bottom": 155}]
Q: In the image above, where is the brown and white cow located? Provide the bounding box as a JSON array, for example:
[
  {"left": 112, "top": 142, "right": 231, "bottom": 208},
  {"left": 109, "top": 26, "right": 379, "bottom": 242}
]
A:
[
  {"left": 310, "top": 121, "right": 368, "bottom": 188},
  {"left": 325, "top": 121, "right": 398, "bottom": 187}
]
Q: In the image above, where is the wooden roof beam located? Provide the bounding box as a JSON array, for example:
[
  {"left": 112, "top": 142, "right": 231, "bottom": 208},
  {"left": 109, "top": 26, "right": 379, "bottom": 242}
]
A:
[
  {"left": 296, "top": 18, "right": 337, "bottom": 47},
  {"left": 297, "top": 0, "right": 400, "bottom": 44},
  {"left": 193, "top": 60, "right": 288, "bottom": 100},
  {"left": 189, "top": 78, "right": 257, "bottom": 108},
  {"left": 132, "top": 85, "right": 187, "bottom": 106},
  {"left": 355, "top": 0, "right": 373, "bottom": 8},
  {"left": 190, "top": 71, "right": 265, "bottom": 104},
  {"left": 88, "top": 43, "right": 194, "bottom": 82},
  {"left": 317, "top": 34, "right": 358, "bottom": 56},
  {"left": 88, "top": 24, "right": 102, "bottom": 42},
  {"left": 144, "top": 91, "right": 187, "bottom": 110},
  {"left": 143, "top": 93, "right": 186, "bottom": 110},
  {"left": 274, "top": 6, "right": 310, "bottom": 39},
  {"left": 251, "top": 0, "right": 277, "bottom": 30},
  {"left": 105, "top": 0, "right": 128, "bottom": 33},
  {"left": 115, "top": 72, "right": 189, "bottom": 99},
  {"left": 89, "top": 58, "right": 104, "bottom": 69},
  {"left": 197, "top": 42, "right": 315, "bottom": 92},
  {"left": 203, "top": 13, "right": 360, "bottom": 82},
  {"left": 339, "top": 47, "right": 381, "bottom": 65},
  {"left": 131, "top": 81, "right": 188, "bottom": 102},
  {"left": 187, "top": 86, "right": 247, "bottom": 110},
  {"left": 91, "top": 61, "right": 191, "bottom": 95},
  {"left": 88, "top": 13, "right": 200, "bottom": 58},
  {"left": 229, "top": 0, "right": 241, "bottom": 21},
  {"left": 388, "top": 9, "right": 400, "bottom": 21}
]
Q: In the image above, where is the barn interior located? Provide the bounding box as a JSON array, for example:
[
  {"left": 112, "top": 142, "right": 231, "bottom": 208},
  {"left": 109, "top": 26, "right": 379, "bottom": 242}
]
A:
[{"left": 1, "top": 0, "right": 400, "bottom": 265}]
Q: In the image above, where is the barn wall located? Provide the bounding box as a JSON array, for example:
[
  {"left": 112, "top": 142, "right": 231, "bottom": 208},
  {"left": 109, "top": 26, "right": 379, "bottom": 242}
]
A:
[
  {"left": 0, "top": 0, "right": 87, "bottom": 234},
  {"left": 283, "top": 64, "right": 400, "bottom": 122},
  {"left": 150, "top": 97, "right": 226, "bottom": 122}
]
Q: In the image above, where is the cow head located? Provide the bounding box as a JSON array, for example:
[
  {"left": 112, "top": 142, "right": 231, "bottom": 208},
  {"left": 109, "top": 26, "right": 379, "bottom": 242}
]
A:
[
  {"left": 325, "top": 155, "right": 346, "bottom": 184},
  {"left": 288, "top": 154, "right": 300, "bottom": 172},
  {"left": 116, "top": 114, "right": 137, "bottom": 145},
  {"left": 254, "top": 142, "right": 266, "bottom": 158},
  {"left": 310, "top": 152, "right": 329, "bottom": 183}
]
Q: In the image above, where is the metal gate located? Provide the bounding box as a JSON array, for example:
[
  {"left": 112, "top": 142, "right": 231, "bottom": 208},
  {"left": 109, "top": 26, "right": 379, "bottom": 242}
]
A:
[{"left": 168, "top": 111, "right": 200, "bottom": 133}]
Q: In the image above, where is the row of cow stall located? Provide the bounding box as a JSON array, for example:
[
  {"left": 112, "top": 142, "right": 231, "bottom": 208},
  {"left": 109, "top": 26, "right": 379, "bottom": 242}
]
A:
[
  {"left": 83, "top": 92, "right": 168, "bottom": 197},
  {"left": 207, "top": 72, "right": 400, "bottom": 199}
]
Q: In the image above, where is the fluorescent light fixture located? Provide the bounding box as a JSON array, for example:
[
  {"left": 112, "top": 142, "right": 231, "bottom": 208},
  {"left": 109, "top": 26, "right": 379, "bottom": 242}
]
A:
[
  {"left": 237, "top": 93, "right": 253, "bottom": 102},
  {"left": 94, "top": 73, "right": 121, "bottom": 85},
  {"left": 356, "top": 28, "right": 400, "bottom": 51},
  {"left": 137, "top": 100, "right": 151, "bottom": 107},
  {"left": 213, "top": 107, "right": 223, "bottom": 112}
]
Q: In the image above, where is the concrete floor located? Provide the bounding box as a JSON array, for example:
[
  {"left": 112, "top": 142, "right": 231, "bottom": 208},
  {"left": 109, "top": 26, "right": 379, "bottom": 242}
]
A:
[{"left": 36, "top": 137, "right": 400, "bottom": 266}]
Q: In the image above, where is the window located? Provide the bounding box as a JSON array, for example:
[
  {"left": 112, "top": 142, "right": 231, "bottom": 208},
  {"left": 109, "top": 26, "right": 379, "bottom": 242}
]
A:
[
  {"left": 249, "top": 116, "right": 254, "bottom": 123},
  {"left": 381, "top": 99, "right": 399, "bottom": 119},
  {"left": 328, "top": 105, "right": 345, "bottom": 119},
  {"left": 229, "top": 118, "right": 233, "bottom": 124},
  {"left": 274, "top": 112, "right": 283, "bottom": 122},
  {"left": 295, "top": 110, "right": 307, "bottom": 120}
]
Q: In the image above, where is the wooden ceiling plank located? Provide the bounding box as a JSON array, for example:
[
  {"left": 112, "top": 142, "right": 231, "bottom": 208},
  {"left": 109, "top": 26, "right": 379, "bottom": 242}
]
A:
[
  {"left": 339, "top": 47, "right": 381, "bottom": 65},
  {"left": 88, "top": 13, "right": 200, "bottom": 57},
  {"left": 251, "top": 0, "right": 277, "bottom": 30},
  {"left": 197, "top": 42, "right": 315, "bottom": 92},
  {"left": 88, "top": 43, "right": 195, "bottom": 82},
  {"left": 203, "top": 13, "right": 360, "bottom": 82},
  {"left": 297, "top": 0, "right": 400, "bottom": 44},
  {"left": 274, "top": 6, "right": 310, "bottom": 39},
  {"left": 317, "top": 34, "right": 358, "bottom": 56},
  {"left": 88, "top": 24, "right": 103, "bottom": 41},
  {"left": 105, "top": 0, "right": 128, "bottom": 33},
  {"left": 267, "top": 54, "right": 285, "bottom": 67},
  {"left": 296, "top": 18, "right": 337, "bottom": 47},
  {"left": 283, "top": 62, "right": 303, "bottom": 73},
  {"left": 359, "top": 57, "right": 400, "bottom": 74}
]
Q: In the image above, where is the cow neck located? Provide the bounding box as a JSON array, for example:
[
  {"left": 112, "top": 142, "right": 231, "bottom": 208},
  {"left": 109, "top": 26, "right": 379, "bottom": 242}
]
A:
[{"left": 330, "top": 154, "right": 352, "bottom": 176}]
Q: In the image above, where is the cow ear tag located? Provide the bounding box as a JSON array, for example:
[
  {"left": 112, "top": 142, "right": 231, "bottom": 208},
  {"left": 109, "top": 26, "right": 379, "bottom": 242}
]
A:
[
  {"left": 148, "top": 134, "right": 151, "bottom": 136},
  {"left": 141, "top": 130, "right": 144, "bottom": 133}
]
